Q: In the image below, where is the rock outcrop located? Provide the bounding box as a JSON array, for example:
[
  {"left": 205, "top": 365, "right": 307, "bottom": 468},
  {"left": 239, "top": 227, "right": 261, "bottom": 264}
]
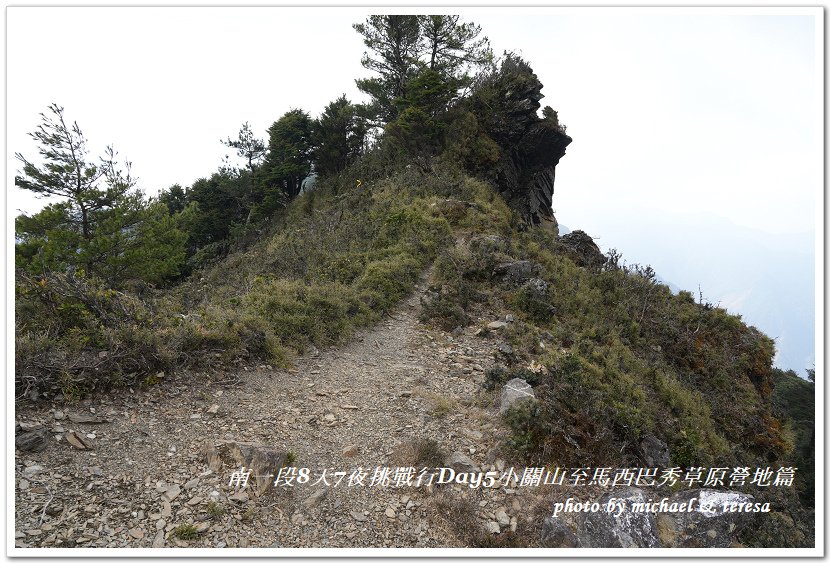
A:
[
  {"left": 655, "top": 489, "right": 759, "bottom": 548},
  {"left": 559, "top": 230, "right": 606, "bottom": 268},
  {"left": 469, "top": 56, "right": 572, "bottom": 229},
  {"left": 568, "top": 486, "right": 758, "bottom": 548},
  {"left": 499, "top": 377, "right": 536, "bottom": 415},
  {"left": 577, "top": 487, "right": 663, "bottom": 548}
]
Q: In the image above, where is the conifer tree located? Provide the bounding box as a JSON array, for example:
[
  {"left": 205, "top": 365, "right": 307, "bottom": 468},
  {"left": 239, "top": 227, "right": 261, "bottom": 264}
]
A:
[
  {"left": 223, "top": 121, "right": 267, "bottom": 174},
  {"left": 313, "top": 95, "right": 367, "bottom": 177},
  {"left": 353, "top": 14, "right": 493, "bottom": 123},
  {"left": 15, "top": 104, "right": 188, "bottom": 286},
  {"left": 261, "top": 109, "right": 314, "bottom": 200}
]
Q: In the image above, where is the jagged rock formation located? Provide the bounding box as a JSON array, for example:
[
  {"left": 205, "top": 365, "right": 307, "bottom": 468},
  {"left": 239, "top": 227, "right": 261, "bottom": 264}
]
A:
[
  {"left": 559, "top": 230, "right": 607, "bottom": 268},
  {"left": 564, "top": 487, "right": 759, "bottom": 548},
  {"left": 577, "top": 488, "right": 663, "bottom": 548},
  {"left": 469, "top": 56, "right": 572, "bottom": 229},
  {"left": 499, "top": 377, "right": 536, "bottom": 414},
  {"left": 656, "top": 489, "right": 759, "bottom": 548}
]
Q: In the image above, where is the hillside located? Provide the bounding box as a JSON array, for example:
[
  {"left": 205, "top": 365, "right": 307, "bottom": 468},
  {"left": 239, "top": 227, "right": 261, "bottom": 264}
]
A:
[{"left": 14, "top": 15, "right": 814, "bottom": 550}]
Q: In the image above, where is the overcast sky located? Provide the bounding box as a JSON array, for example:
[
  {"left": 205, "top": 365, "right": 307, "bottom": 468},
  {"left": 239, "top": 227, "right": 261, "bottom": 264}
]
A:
[
  {"left": 8, "top": 7, "right": 819, "bottom": 235},
  {"left": 7, "top": 7, "right": 821, "bottom": 370}
]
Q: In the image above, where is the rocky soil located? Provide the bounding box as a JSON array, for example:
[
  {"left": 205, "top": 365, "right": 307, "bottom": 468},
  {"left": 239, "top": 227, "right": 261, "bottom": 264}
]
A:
[{"left": 14, "top": 271, "right": 561, "bottom": 549}]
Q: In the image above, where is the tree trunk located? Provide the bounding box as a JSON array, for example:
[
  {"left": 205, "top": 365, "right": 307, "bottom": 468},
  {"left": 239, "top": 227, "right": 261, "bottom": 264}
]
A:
[{"left": 80, "top": 202, "right": 91, "bottom": 240}]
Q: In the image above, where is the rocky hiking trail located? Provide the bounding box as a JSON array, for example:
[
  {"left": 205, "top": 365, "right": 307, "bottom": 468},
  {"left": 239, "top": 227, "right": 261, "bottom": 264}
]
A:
[{"left": 14, "top": 270, "right": 557, "bottom": 549}]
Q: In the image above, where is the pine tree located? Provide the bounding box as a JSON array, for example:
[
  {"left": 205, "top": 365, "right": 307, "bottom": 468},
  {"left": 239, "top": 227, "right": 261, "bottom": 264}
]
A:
[
  {"left": 222, "top": 121, "right": 267, "bottom": 174},
  {"left": 353, "top": 15, "right": 422, "bottom": 123},
  {"left": 15, "top": 105, "right": 188, "bottom": 286},
  {"left": 353, "top": 14, "right": 493, "bottom": 124},
  {"left": 313, "top": 95, "right": 367, "bottom": 177},
  {"left": 261, "top": 109, "right": 314, "bottom": 200},
  {"left": 418, "top": 15, "right": 493, "bottom": 88},
  {"left": 15, "top": 104, "right": 109, "bottom": 241}
]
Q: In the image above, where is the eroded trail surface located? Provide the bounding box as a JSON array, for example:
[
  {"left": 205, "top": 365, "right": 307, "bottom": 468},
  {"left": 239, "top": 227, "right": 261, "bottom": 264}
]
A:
[{"left": 15, "top": 273, "right": 555, "bottom": 549}]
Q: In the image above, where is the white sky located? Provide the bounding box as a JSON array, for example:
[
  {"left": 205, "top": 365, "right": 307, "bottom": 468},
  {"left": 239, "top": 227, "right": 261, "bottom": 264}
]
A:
[
  {"left": 8, "top": 7, "right": 819, "bottom": 237},
  {"left": 6, "top": 7, "right": 822, "bottom": 371},
  {"left": 473, "top": 12, "right": 819, "bottom": 237}
]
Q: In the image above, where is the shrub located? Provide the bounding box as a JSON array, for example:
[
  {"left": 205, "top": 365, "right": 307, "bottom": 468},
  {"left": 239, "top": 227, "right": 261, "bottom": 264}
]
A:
[
  {"left": 173, "top": 523, "right": 199, "bottom": 540},
  {"left": 206, "top": 501, "right": 225, "bottom": 519},
  {"left": 393, "top": 438, "right": 446, "bottom": 467},
  {"left": 483, "top": 366, "right": 510, "bottom": 390},
  {"left": 502, "top": 398, "right": 550, "bottom": 462},
  {"left": 419, "top": 295, "right": 470, "bottom": 331},
  {"left": 357, "top": 253, "right": 421, "bottom": 313},
  {"left": 484, "top": 365, "right": 544, "bottom": 391}
]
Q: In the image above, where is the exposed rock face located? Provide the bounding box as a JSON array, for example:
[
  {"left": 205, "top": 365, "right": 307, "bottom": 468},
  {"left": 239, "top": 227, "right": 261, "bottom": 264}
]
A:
[
  {"left": 492, "top": 121, "right": 571, "bottom": 229},
  {"left": 577, "top": 487, "right": 663, "bottom": 548},
  {"left": 499, "top": 378, "right": 536, "bottom": 415},
  {"left": 656, "top": 489, "right": 758, "bottom": 548},
  {"left": 541, "top": 516, "right": 579, "bottom": 547},
  {"left": 638, "top": 433, "right": 671, "bottom": 467},
  {"left": 559, "top": 230, "right": 606, "bottom": 268},
  {"left": 470, "top": 56, "right": 572, "bottom": 228},
  {"left": 573, "top": 487, "right": 756, "bottom": 548}
]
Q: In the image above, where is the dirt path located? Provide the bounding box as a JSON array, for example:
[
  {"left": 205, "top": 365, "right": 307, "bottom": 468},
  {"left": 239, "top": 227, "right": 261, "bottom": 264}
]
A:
[{"left": 14, "top": 271, "right": 552, "bottom": 549}]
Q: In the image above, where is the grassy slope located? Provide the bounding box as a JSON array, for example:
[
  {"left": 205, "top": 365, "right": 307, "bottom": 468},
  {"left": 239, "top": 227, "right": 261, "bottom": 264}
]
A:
[{"left": 15, "top": 156, "right": 811, "bottom": 546}]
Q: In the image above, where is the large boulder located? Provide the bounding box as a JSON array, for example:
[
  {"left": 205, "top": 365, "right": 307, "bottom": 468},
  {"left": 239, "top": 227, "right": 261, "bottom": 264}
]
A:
[
  {"left": 656, "top": 489, "right": 758, "bottom": 548},
  {"left": 577, "top": 487, "right": 662, "bottom": 548},
  {"left": 559, "top": 230, "right": 606, "bottom": 268},
  {"left": 499, "top": 378, "right": 536, "bottom": 415},
  {"left": 541, "top": 516, "right": 578, "bottom": 547},
  {"left": 204, "top": 440, "right": 288, "bottom": 497},
  {"left": 573, "top": 487, "right": 757, "bottom": 548},
  {"left": 638, "top": 433, "right": 671, "bottom": 467}
]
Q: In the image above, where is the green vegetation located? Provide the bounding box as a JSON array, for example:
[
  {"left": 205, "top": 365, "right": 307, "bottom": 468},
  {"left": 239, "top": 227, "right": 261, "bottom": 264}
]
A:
[
  {"left": 241, "top": 506, "right": 256, "bottom": 523},
  {"left": 353, "top": 15, "right": 492, "bottom": 123},
  {"left": 13, "top": 15, "right": 812, "bottom": 548},
  {"left": 15, "top": 104, "right": 190, "bottom": 288},
  {"left": 431, "top": 226, "right": 786, "bottom": 467},
  {"left": 771, "top": 368, "right": 815, "bottom": 506},
  {"left": 206, "top": 501, "right": 225, "bottom": 519},
  {"left": 423, "top": 225, "right": 813, "bottom": 545},
  {"left": 173, "top": 523, "right": 199, "bottom": 540}
]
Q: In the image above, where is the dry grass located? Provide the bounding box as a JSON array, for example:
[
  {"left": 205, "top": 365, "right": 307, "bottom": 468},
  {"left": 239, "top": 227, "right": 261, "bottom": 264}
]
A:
[
  {"left": 413, "top": 387, "right": 459, "bottom": 418},
  {"left": 428, "top": 492, "right": 482, "bottom": 546},
  {"left": 391, "top": 438, "right": 446, "bottom": 468}
]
